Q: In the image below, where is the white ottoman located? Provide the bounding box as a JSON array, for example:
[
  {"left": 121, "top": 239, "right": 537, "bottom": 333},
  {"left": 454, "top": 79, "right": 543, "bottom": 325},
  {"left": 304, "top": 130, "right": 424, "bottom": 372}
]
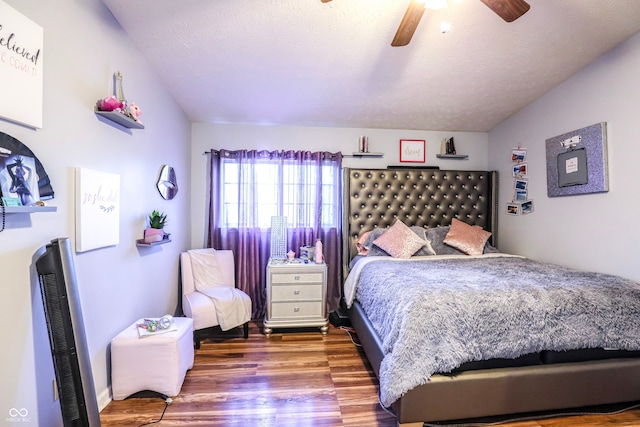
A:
[{"left": 111, "top": 317, "right": 194, "bottom": 400}]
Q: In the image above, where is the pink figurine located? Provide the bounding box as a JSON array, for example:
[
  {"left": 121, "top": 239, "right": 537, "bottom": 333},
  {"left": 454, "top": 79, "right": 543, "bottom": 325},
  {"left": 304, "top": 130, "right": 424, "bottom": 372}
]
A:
[
  {"left": 129, "top": 102, "right": 143, "bottom": 124},
  {"left": 99, "top": 95, "right": 124, "bottom": 112}
]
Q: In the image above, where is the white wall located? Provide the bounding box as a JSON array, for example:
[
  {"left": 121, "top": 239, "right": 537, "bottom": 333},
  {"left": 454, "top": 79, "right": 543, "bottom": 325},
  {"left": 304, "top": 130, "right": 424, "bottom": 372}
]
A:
[
  {"left": 488, "top": 31, "right": 640, "bottom": 283},
  {"left": 190, "top": 122, "right": 489, "bottom": 248},
  {"left": 0, "top": 1, "right": 191, "bottom": 425}
]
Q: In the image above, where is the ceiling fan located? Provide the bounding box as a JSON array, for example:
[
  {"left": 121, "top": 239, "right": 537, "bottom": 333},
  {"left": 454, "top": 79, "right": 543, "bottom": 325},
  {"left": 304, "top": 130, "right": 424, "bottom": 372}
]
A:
[{"left": 321, "top": 0, "right": 530, "bottom": 47}]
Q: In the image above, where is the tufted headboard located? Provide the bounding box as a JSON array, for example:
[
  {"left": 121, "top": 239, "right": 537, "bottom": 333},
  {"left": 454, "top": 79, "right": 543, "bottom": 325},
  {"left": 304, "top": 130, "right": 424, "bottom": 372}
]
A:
[{"left": 342, "top": 168, "right": 499, "bottom": 275}]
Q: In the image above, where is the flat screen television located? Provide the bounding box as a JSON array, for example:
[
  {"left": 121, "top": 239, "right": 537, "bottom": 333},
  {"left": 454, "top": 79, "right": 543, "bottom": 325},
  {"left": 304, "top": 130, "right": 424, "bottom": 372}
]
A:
[{"left": 35, "top": 237, "right": 101, "bottom": 426}]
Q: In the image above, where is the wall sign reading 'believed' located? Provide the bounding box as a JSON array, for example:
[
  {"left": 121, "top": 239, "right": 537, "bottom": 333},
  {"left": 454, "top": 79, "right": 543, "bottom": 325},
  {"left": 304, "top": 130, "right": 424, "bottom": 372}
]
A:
[
  {"left": 0, "top": 1, "right": 44, "bottom": 129},
  {"left": 545, "top": 122, "right": 608, "bottom": 197}
]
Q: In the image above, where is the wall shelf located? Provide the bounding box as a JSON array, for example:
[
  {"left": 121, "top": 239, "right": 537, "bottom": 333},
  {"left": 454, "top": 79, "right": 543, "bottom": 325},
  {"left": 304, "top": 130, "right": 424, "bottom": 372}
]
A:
[
  {"left": 95, "top": 109, "right": 144, "bottom": 129},
  {"left": 349, "top": 152, "right": 384, "bottom": 158},
  {"left": 4, "top": 206, "right": 57, "bottom": 213},
  {"left": 136, "top": 238, "right": 171, "bottom": 247},
  {"left": 436, "top": 154, "right": 469, "bottom": 160}
]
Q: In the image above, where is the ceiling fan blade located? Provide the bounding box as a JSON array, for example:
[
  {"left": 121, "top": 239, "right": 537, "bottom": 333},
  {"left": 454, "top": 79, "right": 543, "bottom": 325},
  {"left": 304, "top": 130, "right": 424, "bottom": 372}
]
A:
[
  {"left": 480, "top": 0, "right": 530, "bottom": 22},
  {"left": 391, "top": 0, "right": 426, "bottom": 47}
]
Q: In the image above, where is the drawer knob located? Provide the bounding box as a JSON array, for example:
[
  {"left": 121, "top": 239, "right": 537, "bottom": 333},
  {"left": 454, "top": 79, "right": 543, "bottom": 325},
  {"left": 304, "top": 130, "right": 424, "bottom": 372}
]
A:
[
  {"left": 294, "top": 289, "right": 300, "bottom": 295},
  {"left": 294, "top": 275, "right": 300, "bottom": 280},
  {"left": 294, "top": 306, "right": 300, "bottom": 313}
]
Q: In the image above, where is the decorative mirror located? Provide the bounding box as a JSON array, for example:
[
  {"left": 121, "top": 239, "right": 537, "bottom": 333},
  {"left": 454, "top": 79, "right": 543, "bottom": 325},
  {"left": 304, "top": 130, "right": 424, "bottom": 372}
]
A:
[{"left": 156, "top": 165, "right": 178, "bottom": 200}]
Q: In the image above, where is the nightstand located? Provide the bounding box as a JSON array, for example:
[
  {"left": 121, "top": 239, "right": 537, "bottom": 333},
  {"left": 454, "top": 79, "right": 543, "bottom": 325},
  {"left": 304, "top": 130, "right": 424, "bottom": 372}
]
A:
[{"left": 263, "top": 260, "right": 328, "bottom": 337}]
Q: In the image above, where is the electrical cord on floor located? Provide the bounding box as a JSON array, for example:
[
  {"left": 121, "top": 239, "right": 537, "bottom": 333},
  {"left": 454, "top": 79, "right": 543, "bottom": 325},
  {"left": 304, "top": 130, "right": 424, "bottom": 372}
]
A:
[
  {"left": 338, "top": 325, "right": 362, "bottom": 346},
  {"left": 137, "top": 395, "right": 172, "bottom": 427},
  {"left": 377, "top": 391, "right": 397, "bottom": 420}
]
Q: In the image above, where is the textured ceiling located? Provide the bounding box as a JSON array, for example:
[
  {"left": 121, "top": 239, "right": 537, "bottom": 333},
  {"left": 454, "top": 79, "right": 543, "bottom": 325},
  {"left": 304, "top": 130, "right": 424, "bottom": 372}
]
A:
[{"left": 101, "top": 0, "right": 640, "bottom": 132}]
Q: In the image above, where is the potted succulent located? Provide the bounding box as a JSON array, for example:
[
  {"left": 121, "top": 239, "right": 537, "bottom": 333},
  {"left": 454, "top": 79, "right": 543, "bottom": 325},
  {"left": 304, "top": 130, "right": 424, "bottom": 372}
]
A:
[{"left": 144, "top": 210, "right": 167, "bottom": 243}]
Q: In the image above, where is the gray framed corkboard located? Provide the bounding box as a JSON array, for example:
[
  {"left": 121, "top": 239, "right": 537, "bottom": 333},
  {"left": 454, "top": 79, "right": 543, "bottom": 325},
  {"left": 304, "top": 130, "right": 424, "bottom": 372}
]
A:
[{"left": 545, "top": 122, "right": 608, "bottom": 197}]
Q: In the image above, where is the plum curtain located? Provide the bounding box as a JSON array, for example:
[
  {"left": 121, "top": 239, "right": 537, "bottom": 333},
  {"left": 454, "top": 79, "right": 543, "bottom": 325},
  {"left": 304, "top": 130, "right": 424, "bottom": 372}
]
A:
[{"left": 207, "top": 149, "right": 343, "bottom": 319}]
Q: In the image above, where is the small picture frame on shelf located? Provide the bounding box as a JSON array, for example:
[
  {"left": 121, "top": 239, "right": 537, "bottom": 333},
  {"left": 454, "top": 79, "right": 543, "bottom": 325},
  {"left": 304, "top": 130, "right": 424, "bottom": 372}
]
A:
[
  {"left": 0, "top": 154, "right": 40, "bottom": 207},
  {"left": 399, "top": 139, "right": 426, "bottom": 163}
]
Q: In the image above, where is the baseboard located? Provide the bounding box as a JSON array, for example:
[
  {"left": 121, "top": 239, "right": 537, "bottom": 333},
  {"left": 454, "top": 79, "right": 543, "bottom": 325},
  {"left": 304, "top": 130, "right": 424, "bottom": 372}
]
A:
[{"left": 97, "top": 387, "right": 112, "bottom": 411}]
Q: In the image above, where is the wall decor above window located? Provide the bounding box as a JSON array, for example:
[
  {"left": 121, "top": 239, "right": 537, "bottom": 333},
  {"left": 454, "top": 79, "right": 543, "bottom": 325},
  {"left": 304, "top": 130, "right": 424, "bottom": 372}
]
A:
[{"left": 399, "top": 139, "right": 425, "bottom": 163}]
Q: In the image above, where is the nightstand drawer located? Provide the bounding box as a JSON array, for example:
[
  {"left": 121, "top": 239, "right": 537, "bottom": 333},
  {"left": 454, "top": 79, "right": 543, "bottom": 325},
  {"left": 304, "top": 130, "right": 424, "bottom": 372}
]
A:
[
  {"left": 271, "top": 301, "right": 323, "bottom": 319},
  {"left": 271, "top": 272, "right": 323, "bottom": 284},
  {"left": 271, "top": 283, "right": 323, "bottom": 301}
]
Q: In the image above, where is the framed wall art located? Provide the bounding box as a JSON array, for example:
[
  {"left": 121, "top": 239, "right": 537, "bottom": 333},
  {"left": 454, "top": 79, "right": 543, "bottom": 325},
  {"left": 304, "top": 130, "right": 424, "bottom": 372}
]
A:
[
  {"left": 0, "top": 131, "right": 54, "bottom": 199},
  {"left": 0, "top": 153, "right": 39, "bottom": 206},
  {"left": 0, "top": 2, "right": 44, "bottom": 128},
  {"left": 545, "top": 122, "right": 608, "bottom": 197},
  {"left": 399, "top": 139, "right": 425, "bottom": 163},
  {"left": 75, "top": 167, "right": 120, "bottom": 252}
]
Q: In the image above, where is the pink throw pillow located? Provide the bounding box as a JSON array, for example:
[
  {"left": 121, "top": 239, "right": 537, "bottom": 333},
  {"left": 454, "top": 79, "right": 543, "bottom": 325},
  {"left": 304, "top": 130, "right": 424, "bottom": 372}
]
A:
[
  {"left": 443, "top": 218, "right": 492, "bottom": 256},
  {"left": 372, "top": 220, "right": 426, "bottom": 258},
  {"left": 356, "top": 230, "right": 371, "bottom": 255}
]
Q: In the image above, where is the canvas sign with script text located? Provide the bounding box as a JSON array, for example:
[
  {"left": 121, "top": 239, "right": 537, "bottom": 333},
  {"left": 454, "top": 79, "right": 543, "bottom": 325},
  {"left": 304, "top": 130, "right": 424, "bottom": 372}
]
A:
[{"left": 0, "top": 1, "right": 44, "bottom": 128}]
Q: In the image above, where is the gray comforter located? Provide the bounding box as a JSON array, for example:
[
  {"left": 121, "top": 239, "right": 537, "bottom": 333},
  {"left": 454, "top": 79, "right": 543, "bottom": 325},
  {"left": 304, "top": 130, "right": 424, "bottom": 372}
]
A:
[{"left": 344, "top": 254, "right": 640, "bottom": 407}]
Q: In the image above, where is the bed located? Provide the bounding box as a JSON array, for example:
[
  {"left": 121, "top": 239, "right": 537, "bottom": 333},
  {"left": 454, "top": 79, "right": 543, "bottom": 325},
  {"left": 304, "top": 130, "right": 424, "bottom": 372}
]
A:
[{"left": 341, "top": 168, "right": 640, "bottom": 426}]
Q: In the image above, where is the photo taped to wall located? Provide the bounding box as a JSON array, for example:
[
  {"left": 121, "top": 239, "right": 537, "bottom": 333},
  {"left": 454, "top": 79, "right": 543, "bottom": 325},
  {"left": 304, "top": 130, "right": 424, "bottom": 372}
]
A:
[
  {"left": 512, "top": 163, "right": 527, "bottom": 178},
  {"left": 514, "top": 178, "right": 528, "bottom": 191},
  {"left": 511, "top": 149, "right": 527, "bottom": 163}
]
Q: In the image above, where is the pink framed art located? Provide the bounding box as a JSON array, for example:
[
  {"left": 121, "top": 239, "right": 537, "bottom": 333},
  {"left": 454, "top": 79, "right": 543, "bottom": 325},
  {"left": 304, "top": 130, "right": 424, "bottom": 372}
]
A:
[{"left": 399, "top": 139, "right": 426, "bottom": 163}]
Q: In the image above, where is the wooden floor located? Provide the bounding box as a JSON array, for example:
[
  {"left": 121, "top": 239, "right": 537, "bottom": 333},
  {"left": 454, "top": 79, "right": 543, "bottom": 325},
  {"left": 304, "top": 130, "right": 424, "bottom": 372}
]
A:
[{"left": 100, "top": 321, "right": 640, "bottom": 427}]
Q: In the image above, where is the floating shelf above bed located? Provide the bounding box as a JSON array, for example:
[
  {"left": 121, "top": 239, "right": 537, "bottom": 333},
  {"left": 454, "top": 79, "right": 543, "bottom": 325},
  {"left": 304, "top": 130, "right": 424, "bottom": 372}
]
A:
[{"left": 436, "top": 154, "right": 468, "bottom": 159}]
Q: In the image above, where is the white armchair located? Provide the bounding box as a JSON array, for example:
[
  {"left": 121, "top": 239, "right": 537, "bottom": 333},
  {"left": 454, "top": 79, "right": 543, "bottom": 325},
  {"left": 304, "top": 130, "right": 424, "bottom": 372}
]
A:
[{"left": 180, "top": 249, "right": 250, "bottom": 349}]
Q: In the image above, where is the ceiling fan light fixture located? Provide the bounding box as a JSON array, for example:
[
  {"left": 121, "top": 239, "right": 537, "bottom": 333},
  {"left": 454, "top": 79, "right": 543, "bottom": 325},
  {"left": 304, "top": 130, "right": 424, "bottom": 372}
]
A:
[{"left": 422, "top": 0, "right": 448, "bottom": 10}]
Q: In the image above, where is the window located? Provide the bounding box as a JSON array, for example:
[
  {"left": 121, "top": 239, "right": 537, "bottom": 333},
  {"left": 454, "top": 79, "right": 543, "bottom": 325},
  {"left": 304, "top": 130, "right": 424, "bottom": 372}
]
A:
[{"left": 218, "top": 151, "right": 340, "bottom": 229}]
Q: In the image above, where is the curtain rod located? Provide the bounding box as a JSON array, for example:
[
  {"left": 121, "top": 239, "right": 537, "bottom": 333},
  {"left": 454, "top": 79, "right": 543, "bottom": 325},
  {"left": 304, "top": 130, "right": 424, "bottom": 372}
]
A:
[{"left": 203, "top": 150, "right": 341, "bottom": 158}]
